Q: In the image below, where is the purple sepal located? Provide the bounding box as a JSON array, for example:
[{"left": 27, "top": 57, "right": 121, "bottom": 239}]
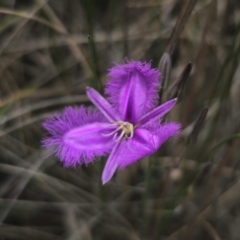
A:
[
  {"left": 86, "top": 87, "right": 119, "bottom": 123},
  {"left": 101, "top": 141, "right": 122, "bottom": 184},
  {"left": 137, "top": 98, "right": 177, "bottom": 127}
]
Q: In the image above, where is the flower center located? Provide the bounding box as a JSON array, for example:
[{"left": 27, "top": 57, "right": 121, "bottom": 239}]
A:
[
  {"left": 103, "top": 121, "right": 134, "bottom": 141},
  {"left": 118, "top": 121, "right": 134, "bottom": 138}
]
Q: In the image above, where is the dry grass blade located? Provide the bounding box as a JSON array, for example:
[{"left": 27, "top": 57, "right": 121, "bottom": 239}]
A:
[
  {"left": 0, "top": 224, "right": 58, "bottom": 240},
  {"left": 0, "top": 112, "right": 54, "bottom": 138},
  {"left": 189, "top": 107, "right": 209, "bottom": 143},
  {"left": 37, "top": 0, "right": 92, "bottom": 78},
  {"left": 0, "top": 8, "right": 64, "bottom": 33},
  {"left": 0, "top": 150, "right": 49, "bottom": 225},
  {"left": 163, "top": 136, "right": 239, "bottom": 240},
  {"left": 0, "top": 0, "right": 238, "bottom": 239},
  {"left": 66, "top": 211, "right": 100, "bottom": 240},
  {"left": 201, "top": 218, "right": 221, "bottom": 240},
  {"left": 163, "top": 176, "right": 240, "bottom": 240},
  {"left": 0, "top": 95, "right": 88, "bottom": 126},
  {"left": 183, "top": 0, "right": 217, "bottom": 124},
  {"left": 158, "top": 52, "right": 172, "bottom": 103},
  {"left": 166, "top": 62, "right": 192, "bottom": 100},
  {"left": 0, "top": 0, "right": 49, "bottom": 55},
  {"left": 166, "top": 0, "right": 199, "bottom": 52},
  {"left": 0, "top": 162, "right": 101, "bottom": 201},
  {"left": 2, "top": 31, "right": 173, "bottom": 54}
]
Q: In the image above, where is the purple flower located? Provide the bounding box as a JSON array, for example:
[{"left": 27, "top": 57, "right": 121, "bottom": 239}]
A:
[{"left": 43, "top": 61, "right": 181, "bottom": 184}]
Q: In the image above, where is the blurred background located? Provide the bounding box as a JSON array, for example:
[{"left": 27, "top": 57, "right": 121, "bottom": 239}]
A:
[{"left": 0, "top": 0, "right": 240, "bottom": 239}]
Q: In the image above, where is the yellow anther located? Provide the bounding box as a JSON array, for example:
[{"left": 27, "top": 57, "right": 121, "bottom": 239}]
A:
[
  {"left": 119, "top": 121, "right": 134, "bottom": 138},
  {"left": 102, "top": 121, "right": 134, "bottom": 141}
]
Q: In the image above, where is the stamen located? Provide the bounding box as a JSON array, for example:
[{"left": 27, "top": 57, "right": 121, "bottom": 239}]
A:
[
  {"left": 97, "top": 122, "right": 121, "bottom": 128},
  {"left": 114, "top": 130, "right": 125, "bottom": 142},
  {"left": 102, "top": 126, "right": 122, "bottom": 137},
  {"left": 128, "top": 124, "right": 134, "bottom": 138},
  {"left": 128, "top": 128, "right": 134, "bottom": 138},
  {"left": 113, "top": 132, "right": 118, "bottom": 141},
  {"left": 102, "top": 121, "right": 134, "bottom": 141}
]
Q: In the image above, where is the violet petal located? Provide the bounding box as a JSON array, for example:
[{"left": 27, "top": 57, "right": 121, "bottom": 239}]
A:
[
  {"left": 86, "top": 87, "right": 119, "bottom": 123},
  {"left": 106, "top": 61, "right": 160, "bottom": 123},
  {"left": 42, "top": 106, "right": 114, "bottom": 167},
  {"left": 118, "top": 123, "right": 181, "bottom": 168},
  {"left": 137, "top": 99, "right": 177, "bottom": 127},
  {"left": 102, "top": 141, "right": 122, "bottom": 184}
]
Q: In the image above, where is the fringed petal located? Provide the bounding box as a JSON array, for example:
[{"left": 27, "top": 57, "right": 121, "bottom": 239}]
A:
[
  {"left": 106, "top": 61, "right": 161, "bottom": 124},
  {"left": 42, "top": 106, "right": 114, "bottom": 167},
  {"left": 117, "top": 123, "right": 181, "bottom": 168}
]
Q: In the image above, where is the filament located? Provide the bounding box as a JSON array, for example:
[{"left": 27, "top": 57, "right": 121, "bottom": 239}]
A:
[{"left": 102, "top": 121, "right": 134, "bottom": 141}]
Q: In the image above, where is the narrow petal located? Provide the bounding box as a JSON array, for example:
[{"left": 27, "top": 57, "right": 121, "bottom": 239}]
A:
[
  {"left": 101, "top": 141, "right": 122, "bottom": 184},
  {"left": 106, "top": 61, "right": 161, "bottom": 123},
  {"left": 137, "top": 99, "right": 177, "bottom": 127},
  {"left": 117, "top": 123, "right": 180, "bottom": 168},
  {"left": 42, "top": 106, "right": 115, "bottom": 167},
  {"left": 86, "top": 87, "right": 119, "bottom": 122}
]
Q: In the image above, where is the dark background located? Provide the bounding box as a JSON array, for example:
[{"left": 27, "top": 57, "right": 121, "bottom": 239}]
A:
[{"left": 0, "top": 0, "right": 240, "bottom": 239}]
